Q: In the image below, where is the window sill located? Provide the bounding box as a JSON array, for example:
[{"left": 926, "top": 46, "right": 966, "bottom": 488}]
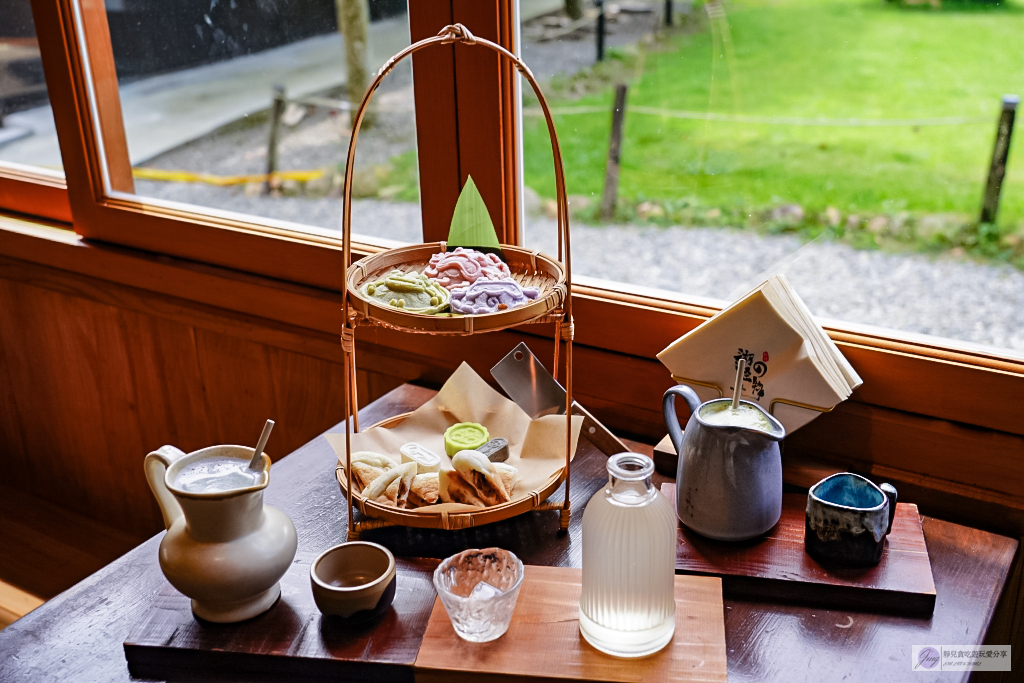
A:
[{"left": 2, "top": 210, "right": 1022, "bottom": 433}]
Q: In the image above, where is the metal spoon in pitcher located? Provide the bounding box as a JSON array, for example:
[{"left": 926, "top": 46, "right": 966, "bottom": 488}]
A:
[{"left": 247, "top": 419, "right": 275, "bottom": 471}]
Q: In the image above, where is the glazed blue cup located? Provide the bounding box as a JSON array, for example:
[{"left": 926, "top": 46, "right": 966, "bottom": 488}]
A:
[{"left": 805, "top": 473, "right": 897, "bottom": 567}]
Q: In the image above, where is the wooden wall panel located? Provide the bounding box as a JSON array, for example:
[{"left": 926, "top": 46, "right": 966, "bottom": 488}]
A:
[
  {"left": 192, "top": 330, "right": 350, "bottom": 457},
  {"left": 1, "top": 253, "right": 1024, "bottom": 543},
  {"left": 788, "top": 401, "right": 1024, "bottom": 499},
  {"left": 0, "top": 279, "right": 155, "bottom": 531},
  {"left": 123, "top": 317, "right": 216, "bottom": 456},
  {"left": 0, "top": 301, "right": 28, "bottom": 484},
  {"left": 0, "top": 276, "right": 393, "bottom": 537}
]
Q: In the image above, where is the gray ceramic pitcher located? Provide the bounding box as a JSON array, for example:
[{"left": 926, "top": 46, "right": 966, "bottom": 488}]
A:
[{"left": 663, "top": 385, "right": 786, "bottom": 541}]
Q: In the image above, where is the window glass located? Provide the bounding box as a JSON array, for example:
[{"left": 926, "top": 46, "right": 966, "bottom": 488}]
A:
[
  {"left": 521, "top": 0, "right": 1024, "bottom": 352},
  {"left": 105, "top": 0, "right": 420, "bottom": 242},
  {"left": 0, "top": 0, "right": 63, "bottom": 173}
]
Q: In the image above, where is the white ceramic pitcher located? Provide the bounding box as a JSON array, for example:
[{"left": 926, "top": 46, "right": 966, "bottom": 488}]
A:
[{"left": 144, "top": 444, "right": 298, "bottom": 623}]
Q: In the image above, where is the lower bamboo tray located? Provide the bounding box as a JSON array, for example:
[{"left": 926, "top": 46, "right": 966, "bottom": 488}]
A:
[
  {"left": 336, "top": 412, "right": 572, "bottom": 531},
  {"left": 662, "top": 484, "right": 937, "bottom": 615},
  {"left": 124, "top": 557, "right": 727, "bottom": 683}
]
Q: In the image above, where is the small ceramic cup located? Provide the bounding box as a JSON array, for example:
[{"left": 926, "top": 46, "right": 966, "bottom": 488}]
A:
[
  {"left": 310, "top": 542, "right": 397, "bottom": 620},
  {"left": 805, "top": 473, "right": 898, "bottom": 567}
]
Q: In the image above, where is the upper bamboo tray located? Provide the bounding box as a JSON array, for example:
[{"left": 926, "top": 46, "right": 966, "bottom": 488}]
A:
[{"left": 346, "top": 241, "right": 567, "bottom": 334}]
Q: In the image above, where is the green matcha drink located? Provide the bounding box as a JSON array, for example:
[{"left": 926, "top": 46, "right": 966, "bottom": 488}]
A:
[{"left": 699, "top": 401, "right": 772, "bottom": 432}]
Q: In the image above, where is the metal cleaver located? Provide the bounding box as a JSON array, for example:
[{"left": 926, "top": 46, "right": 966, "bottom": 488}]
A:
[{"left": 491, "top": 342, "right": 629, "bottom": 456}]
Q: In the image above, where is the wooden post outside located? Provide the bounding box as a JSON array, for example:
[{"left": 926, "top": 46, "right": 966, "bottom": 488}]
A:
[
  {"left": 596, "top": 0, "right": 606, "bottom": 62},
  {"left": 980, "top": 94, "right": 1018, "bottom": 224},
  {"left": 600, "top": 84, "right": 628, "bottom": 219},
  {"left": 264, "top": 85, "right": 286, "bottom": 195},
  {"left": 335, "top": 0, "right": 371, "bottom": 125},
  {"left": 565, "top": 0, "right": 583, "bottom": 21},
  {"left": 665, "top": 0, "right": 673, "bottom": 26}
]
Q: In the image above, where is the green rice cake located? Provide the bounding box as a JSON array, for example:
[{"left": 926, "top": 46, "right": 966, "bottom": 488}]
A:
[{"left": 362, "top": 270, "right": 450, "bottom": 314}]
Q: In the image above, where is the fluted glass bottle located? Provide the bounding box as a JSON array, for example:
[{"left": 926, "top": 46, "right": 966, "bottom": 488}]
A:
[{"left": 579, "top": 452, "right": 677, "bottom": 658}]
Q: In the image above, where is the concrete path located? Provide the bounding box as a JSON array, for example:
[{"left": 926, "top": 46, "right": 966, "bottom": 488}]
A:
[
  {"left": 0, "top": 0, "right": 564, "bottom": 169},
  {"left": 0, "top": 16, "right": 409, "bottom": 168}
]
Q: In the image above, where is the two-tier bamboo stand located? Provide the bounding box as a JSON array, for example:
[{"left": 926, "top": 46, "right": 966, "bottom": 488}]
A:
[{"left": 337, "top": 24, "right": 575, "bottom": 540}]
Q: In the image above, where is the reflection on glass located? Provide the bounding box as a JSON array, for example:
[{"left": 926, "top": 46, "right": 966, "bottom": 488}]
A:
[
  {"left": 106, "top": 0, "right": 420, "bottom": 242},
  {"left": 0, "top": 0, "right": 62, "bottom": 172},
  {"left": 520, "top": 0, "right": 1024, "bottom": 352}
]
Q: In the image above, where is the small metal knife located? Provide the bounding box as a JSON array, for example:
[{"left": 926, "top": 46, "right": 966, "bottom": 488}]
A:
[{"left": 491, "top": 342, "right": 629, "bottom": 456}]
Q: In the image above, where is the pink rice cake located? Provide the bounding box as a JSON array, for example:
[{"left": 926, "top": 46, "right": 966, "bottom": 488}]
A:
[
  {"left": 449, "top": 278, "right": 541, "bottom": 315},
  {"left": 423, "top": 247, "right": 511, "bottom": 290}
]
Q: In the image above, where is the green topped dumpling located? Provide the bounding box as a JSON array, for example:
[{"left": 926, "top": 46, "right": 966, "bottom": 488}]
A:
[{"left": 362, "top": 270, "right": 450, "bottom": 314}]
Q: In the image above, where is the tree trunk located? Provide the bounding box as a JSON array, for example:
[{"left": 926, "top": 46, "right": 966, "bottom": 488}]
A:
[
  {"left": 565, "top": 0, "right": 584, "bottom": 20},
  {"left": 335, "top": 0, "right": 372, "bottom": 126}
]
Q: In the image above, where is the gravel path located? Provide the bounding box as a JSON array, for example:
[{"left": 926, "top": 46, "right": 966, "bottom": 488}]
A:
[
  {"left": 525, "top": 218, "right": 1024, "bottom": 351},
  {"left": 520, "top": 7, "right": 663, "bottom": 82},
  {"left": 138, "top": 62, "right": 416, "bottom": 179},
  {"left": 133, "top": 184, "right": 424, "bottom": 242}
]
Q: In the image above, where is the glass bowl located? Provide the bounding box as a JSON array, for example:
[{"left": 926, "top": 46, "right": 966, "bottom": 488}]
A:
[{"left": 432, "top": 548, "right": 524, "bottom": 642}]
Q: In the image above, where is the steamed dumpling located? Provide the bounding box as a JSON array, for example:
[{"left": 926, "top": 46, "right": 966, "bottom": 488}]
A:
[{"left": 451, "top": 450, "right": 511, "bottom": 506}]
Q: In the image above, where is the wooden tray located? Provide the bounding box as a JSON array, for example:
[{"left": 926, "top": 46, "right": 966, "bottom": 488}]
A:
[
  {"left": 123, "top": 552, "right": 440, "bottom": 682},
  {"left": 662, "top": 485, "right": 937, "bottom": 615},
  {"left": 415, "top": 565, "right": 726, "bottom": 683},
  {"left": 335, "top": 412, "right": 573, "bottom": 532},
  {"left": 124, "top": 557, "right": 727, "bottom": 682}
]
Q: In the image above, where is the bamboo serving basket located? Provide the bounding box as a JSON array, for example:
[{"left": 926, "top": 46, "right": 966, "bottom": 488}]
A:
[
  {"left": 335, "top": 413, "right": 573, "bottom": 532},
  {"left": 338, "top": 23, "right": 575, "bottom": 538},
  {"left": 347, "top": 241, "right": 566, "bottom": 334}
]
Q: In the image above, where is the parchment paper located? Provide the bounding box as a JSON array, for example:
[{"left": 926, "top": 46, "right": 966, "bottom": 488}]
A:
[{"left": 326, "top": 362, "right": 583, "bottom": 514}]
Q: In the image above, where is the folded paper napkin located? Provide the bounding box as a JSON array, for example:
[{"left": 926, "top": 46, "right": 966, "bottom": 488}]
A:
[
  {"left": 326, "top": 362, "right": 583, "bottom": 513},
  {"left": 657, "top": 275, "right": 863, "bottom": 433}
]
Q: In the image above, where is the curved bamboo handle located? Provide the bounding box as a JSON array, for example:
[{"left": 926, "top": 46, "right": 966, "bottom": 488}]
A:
[{"left": 339, "top": 24, "right": 575, "bottom": 537}]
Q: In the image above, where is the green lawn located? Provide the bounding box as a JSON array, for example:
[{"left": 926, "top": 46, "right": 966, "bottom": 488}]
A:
[{"left": 523, "top": 0, "right": 1024, "bottom": 236}]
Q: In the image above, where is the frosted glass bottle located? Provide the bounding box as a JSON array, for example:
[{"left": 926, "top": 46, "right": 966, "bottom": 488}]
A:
[{"left": 579, "top": 452, "right": 677, "bottom": 658}]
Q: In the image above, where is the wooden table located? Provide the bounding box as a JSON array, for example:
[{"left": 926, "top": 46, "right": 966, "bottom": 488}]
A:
[{"left": 0, "top": 385, "right": 1017, "bottom": 683}]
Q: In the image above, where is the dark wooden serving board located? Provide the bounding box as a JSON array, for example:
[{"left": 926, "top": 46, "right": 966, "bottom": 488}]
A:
[
  {"left": 123, "top": 552, "right": 440, "bottom": 682},
  {"left": 124, "top": 559, "right": 727, "bottom": 683},
  {"left": 662, "top": 485, "right": 937, "bottom": 615}
]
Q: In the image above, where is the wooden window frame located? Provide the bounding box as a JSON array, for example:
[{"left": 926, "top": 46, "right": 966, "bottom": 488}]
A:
[
  {"left": 0, "top": 164, "right": 71, "bottom": 223},
  {"left": 17, "top": 0, "right": 1024, "bottom": 450},
  {"left": 25, "top": 0, "right": 523, "bottom": 288},
  {"left": 0, "top": 5, "right": 72, "bottom": 222}
]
